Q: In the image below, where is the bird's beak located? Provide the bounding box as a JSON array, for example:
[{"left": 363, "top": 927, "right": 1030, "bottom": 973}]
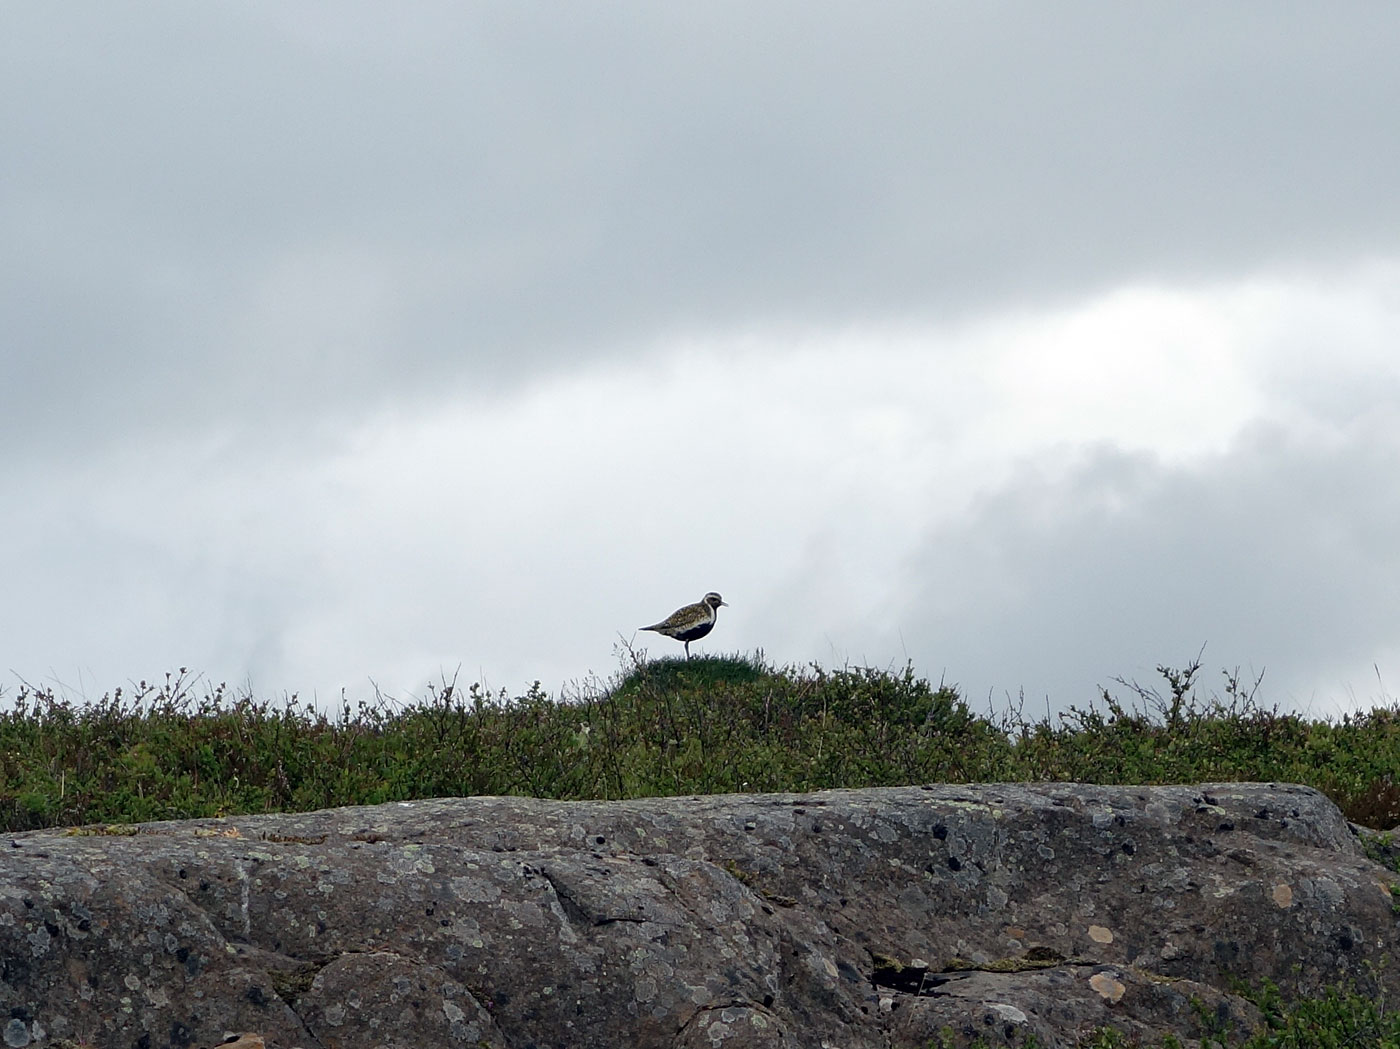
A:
[{"left": 721, "top": 600, "right": 729, "bottom": 606}]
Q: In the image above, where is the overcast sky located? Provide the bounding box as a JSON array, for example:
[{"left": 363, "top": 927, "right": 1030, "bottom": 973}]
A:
[{"left": 5, "top": 3, "right": 1400, "bottom": 716}]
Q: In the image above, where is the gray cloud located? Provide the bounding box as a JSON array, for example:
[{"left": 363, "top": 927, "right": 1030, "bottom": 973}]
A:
[
  {"left": 5, "top": 3, "right": 1400, "bottom": 455},
  {"left": 6, "top": 4, "right": 1400, "bottom": 705},
  {"left": 897, "top": 407, "right": 1400, "bottom": 713}
]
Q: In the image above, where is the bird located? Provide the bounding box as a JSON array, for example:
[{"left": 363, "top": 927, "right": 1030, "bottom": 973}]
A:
[{"left": 640, "top": 592, "right": 728, "bottom": 659}]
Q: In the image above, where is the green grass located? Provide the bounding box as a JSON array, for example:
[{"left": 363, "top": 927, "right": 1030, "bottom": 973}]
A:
[
  {"left": 2, "top": 654, "right": 1399, "bottom": 832},
  {"left": 926, "top": 979, "right": 1400, "bottom": 1047}
]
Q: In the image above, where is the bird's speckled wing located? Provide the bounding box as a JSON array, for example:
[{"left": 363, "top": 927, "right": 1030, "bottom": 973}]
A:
[{"left": 642, "top": 601, "right": 707, "bottom": 632}]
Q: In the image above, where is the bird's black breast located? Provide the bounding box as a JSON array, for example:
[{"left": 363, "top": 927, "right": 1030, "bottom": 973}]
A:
[{"left": 673, "top": 620, "right": 715, "bottom": 643}]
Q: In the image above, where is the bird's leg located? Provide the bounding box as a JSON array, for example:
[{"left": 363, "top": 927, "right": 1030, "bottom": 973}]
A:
[{"left": 684, "top": 641, "right": 691, "bottom": 659}]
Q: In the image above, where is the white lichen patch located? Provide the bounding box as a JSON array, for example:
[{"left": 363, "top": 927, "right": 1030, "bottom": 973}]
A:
[
  {"left": 450, "top": 876, "right": 501, "bottom": 903},
  {"left": 1143, "top": 800, "right": 1180, "bottom": 824},
  {"left": 988, "top": 1001, "right": 1029, "bottom": 1024},
  {"left": 388, "top": 846, "right": 436, "bottom": 876},
  {"left": 22, "top": 923, "right": 51, "bottom": 958},
  {"left": 1206, "top": 877, "right": 1240, "bottom": 899},
  {"left": 1300, "top": 877, "right": 1345, "bottom": 909}
]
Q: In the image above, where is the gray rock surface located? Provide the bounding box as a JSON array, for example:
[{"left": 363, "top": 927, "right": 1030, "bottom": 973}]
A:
[{"left": 0, "top": 782, "right": 1395, "bottom": 1048}]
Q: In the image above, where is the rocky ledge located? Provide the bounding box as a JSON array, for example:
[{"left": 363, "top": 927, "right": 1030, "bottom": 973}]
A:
[{"left": 0, "top": 783, "right": 1395, "bottom": 1048}]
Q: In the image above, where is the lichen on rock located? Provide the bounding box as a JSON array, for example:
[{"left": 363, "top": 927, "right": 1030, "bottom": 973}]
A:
[{"left": 0, "top": 782, "right": 1394, "bottom": 1047}]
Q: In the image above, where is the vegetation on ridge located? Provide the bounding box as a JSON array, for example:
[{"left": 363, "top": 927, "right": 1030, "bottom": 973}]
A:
[{"left": 1, "top": 651, "right": 1398, "bottom": 833}]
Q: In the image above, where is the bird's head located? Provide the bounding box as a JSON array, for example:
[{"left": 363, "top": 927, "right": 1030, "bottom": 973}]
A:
[{"left": 703, "top": 592, "right": 728, "bottom": 609}]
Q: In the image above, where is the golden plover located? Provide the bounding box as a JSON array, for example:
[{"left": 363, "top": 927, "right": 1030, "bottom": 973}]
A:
[{"left": 640, "top": 592, "right": 728, "bottom": 659}]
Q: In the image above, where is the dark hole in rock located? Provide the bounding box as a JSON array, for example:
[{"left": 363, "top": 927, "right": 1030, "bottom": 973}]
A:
[
  {"left": 948, "top": 856, "right": 962, "bottom": 871},
  {"left": 933, "top": 824, "right": 948, "bottom": 840},
  {"left": 1218, "top": 822, "right": 1235, "bottom": 832},
  {"left": 870, "top": 959, "right": 928, "bottom": 995}
]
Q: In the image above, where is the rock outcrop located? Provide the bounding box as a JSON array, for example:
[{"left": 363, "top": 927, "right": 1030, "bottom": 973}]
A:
[{"left": 0, "top": 783, "right": 1394, "bottom": 1048}]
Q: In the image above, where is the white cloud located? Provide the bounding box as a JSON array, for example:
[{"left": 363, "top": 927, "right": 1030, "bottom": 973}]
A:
[{"left": 7, "top": 263, "right": 1398, "bottom": 714}]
